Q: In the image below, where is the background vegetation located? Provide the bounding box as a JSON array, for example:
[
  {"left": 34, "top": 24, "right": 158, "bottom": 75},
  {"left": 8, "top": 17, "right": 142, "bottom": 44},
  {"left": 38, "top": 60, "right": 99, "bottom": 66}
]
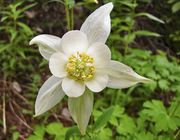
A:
[{"left": 0, "top": 0, "right": 179, "bottom": 139}]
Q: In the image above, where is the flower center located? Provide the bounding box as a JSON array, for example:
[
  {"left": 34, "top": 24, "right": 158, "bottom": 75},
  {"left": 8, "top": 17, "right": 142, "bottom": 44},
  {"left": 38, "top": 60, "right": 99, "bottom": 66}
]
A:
[{"left": 66, "top": 52, "right": 95, "bottom": 81}]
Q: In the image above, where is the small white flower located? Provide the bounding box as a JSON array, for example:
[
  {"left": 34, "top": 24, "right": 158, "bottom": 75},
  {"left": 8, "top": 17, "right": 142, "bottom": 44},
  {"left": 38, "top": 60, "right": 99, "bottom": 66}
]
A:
[{"left": 30, "top": 2, "right": 151, "bottom": 134}]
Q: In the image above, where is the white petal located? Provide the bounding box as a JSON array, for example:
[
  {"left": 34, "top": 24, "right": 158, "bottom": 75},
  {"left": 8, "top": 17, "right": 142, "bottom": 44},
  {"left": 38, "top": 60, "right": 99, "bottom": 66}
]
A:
[
  {"left": 106, "top": 60, "right": 152, "bottom": 89},
  {"left": 87, "top": 42, "right": 111, "bottom": 68},
  {"left": 49, "top": 52, "right": 68, "bottom": 78},
  {"left": 62, "top": 77, "right": 85, "bottom": 97},
  {"left": 35, "top": 76, "right": 65, "bottom": 116},
  {"left": 30, "top": 34, "right": 61, "bottom": 60},
  {"left": 80, "top": 2, "right": 113, "bottom": 45},
  {"left": 61, "top": 30, "right": 89, "bottom": 56},
  {"left": 85, "top": 71, "right": 109, "bottom": 92},
  {"left": 68, "top": 90, "right": 94, "bottom": 135}
]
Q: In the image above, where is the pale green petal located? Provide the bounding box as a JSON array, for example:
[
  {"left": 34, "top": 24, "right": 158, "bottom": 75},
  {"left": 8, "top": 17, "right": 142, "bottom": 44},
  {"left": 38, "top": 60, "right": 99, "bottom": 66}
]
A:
[
  {"left": 80, "top": 2, "right": 113, "bottom": 45},
  {"left": 106, "top": 60, "right": 152, "bottom": 89},
  {"left": 29, "top": 34, "right": 61, "bottom": 60},
  {"left": 68, "top": 90, "right": 94, "bottom": 135},
  {"left": 35, "top": 76, "right": 65, "bottom": 116}
]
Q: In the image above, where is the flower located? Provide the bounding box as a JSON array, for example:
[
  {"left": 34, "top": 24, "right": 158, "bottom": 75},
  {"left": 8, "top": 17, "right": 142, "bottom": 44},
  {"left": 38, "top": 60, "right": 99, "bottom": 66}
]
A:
[{"left": 30, "top": 2, "right": 151, "bottom": 135}]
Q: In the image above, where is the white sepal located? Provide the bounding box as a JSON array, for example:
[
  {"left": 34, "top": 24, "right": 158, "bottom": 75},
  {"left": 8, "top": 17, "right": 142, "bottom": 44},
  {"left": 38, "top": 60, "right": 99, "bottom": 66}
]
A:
[
  {"left": 106, "top": 60, "right": 152, "bottom": 89},
  {"left": 29, "top": 34, "right": 61, "bottom": 60},
  {"left": 80, "top": 2, "right": 113, "bottom": 45},
  {"left": 35, "top": 76, "right": 65, "bottom": 116},
  {"left": 68, "top": 90, "right": 94, "bottom": 135}
]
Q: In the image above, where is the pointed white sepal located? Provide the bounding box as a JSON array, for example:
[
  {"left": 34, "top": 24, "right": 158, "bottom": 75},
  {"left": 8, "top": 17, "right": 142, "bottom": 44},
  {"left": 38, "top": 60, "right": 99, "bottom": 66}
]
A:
[
  {"left": 68, "top": 90, "right": 94, "bottom": 135},
  {"left": 106, "top": 60, "right": 152, "bottom": 89},
  {"left": 80, "top": 2, "right": 113, "bottom": 45},
  {"left": 35, "top": 76, "right": 65, "bottom": 116},
  {"left": 29, "top": 34, "right": 61, "bottom": 60}
]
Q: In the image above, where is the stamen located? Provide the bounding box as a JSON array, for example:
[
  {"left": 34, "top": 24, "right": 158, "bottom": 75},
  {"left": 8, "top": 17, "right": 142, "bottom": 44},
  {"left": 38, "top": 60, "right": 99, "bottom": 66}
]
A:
[{"left": 66, "top": 52, "right": 95, "bottom": 81}]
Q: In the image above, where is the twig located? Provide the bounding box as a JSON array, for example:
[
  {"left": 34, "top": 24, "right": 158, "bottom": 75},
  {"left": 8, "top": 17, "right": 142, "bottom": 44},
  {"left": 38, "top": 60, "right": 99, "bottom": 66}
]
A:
[
  {"left": 2, "top": 79, "right": 7, "bottom": 135},
  {"left": 9, "top": 101, "right": 33, "bottom": 131},
  {"left": 12, "top": 91, "right": 30, "bottom": 105},
  {"left": 3, "top": 89, "right": 6, "bottom": 134},
  {"left": 12, "top": 100, "right": 27, "bottom": 121},
  {"left": 174, "top": 128, "right": 180, "bottom": 139}
]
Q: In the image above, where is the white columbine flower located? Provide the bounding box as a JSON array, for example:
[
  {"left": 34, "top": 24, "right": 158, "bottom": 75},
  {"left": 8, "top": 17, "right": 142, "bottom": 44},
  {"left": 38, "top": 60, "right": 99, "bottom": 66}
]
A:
[{"left": 30, "top": 2, "right": 151, "bottom": 135}]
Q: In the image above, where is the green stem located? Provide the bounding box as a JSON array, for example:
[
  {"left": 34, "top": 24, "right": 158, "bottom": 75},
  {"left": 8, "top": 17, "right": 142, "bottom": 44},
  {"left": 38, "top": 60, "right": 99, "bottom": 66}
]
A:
[
  {"left": 170, "top": 101, "right": 179, "bottom": 117},
  {"left": 174, "top": 129, "right": 180, "bottom": 139},
  {"left": 70, "top": 8, "right": 74, "bottom": 30},
  {"left": 64, "top": 0, "right": 71, "bottom": 30},
  {"left": 124, "top": 42, "right": 128, "bottom": 55},
  {"left": 111, "top": 92, "right": 116, "bottom": 105}
]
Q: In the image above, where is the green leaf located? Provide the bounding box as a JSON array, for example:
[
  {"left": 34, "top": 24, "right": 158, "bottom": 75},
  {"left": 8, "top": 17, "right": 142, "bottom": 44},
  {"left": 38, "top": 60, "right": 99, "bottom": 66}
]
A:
[
  {"left": 97, "top": 128, "right": 113, "bottom": 140},
  {"left": 68, "top": 90, "right": 94, "bottom": 135},
  {"left": 12, "top": 132, "right": 20, "bottom": 140},
  {"left": 33, "top": 125, "right": 45, "bottom": 138},
  {"left": 169, "top": 100, "right": 180, "bottom": 118},
  {"left": 68, "top": 0, "right": 75, "bottom": 8},
  {"left": 11, "top": 1, "right": 24, "bottom": 9},
  {"left": 65, "top": 126, "right": 80, "bottom": 140},
  {"left": 117, "top": 115, "right": 136, "bottom": 135},
  {"left": 27, "top": 135, "right": 43, "bottom": 140},
  {"left": 135, "top": 132, "right": 154, "bottom": 140},
  {"left": 172, "top": 1, "right": 180, "bottom": 13},
  {"left": 21, "top": 3, "right": 37, "bottom": 13},
  {"left": 158, "top": 79, "right": 169, "bottom": 91},
  {"left": 154, "top": 55, "right": 169, "bottom": 67},
  {"left": 135, "top": 30, "right": 160, "bottom": 37},
  {"left": 1, "top": 16, "right": 8, "bottom": 22},
  {"left": 158, "top": 135, "right": 172, "bottom": 140},
  {"left": 117, "top": 1, "right": 137, "bottom": 9},
  {"left": 141, "top": 100, "right": 180, "bottom": 132},
  {"left": 93, "top": 106, "right": 114, "bottom": 131},
  {"left": 168, "top": 0, "right": 176, "bottom": 4},
  {"left": 55, "top": 135, "right": 65, "bottom": 140},
  {"left": 124, "top": 33, "right": 136, "bottom": 44},
  {"left": 135, "top": 12, "right": 165, "bottom": 24},
  {"left": 0, "top": 44, "right": 10, "bottom": 53},
  {"left": 109, "top": 105, "right": 124, "bottom": 126},
  {"left": 46, "top": 122, "right": 65, "bottom": 136},
  {"left": 17, "top": 22, "right": 33, "bottom": 35}
]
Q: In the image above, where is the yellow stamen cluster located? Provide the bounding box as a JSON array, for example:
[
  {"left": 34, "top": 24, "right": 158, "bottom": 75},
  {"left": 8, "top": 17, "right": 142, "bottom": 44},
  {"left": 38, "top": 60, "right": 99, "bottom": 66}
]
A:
[{"left": 66, "top": 52, "right": 95, "bottom": 81}]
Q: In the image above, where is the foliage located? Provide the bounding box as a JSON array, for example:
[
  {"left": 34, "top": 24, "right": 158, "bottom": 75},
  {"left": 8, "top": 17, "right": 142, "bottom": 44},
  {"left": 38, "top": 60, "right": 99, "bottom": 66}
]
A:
[
  {"left": 119, "top": 49, "right": 180, "bottom": 94},
  {"left": 26, "top": 99, "right": 179, "bottom": 140},
  {"left": 168, "top": 0, "right": 180, "bottom": 13},
  {"left": 167, "top": 0, "right": 180, "bottom": 48},
  {"left": 27, "top": 122, "right": 67, "bottom": 140},
  {"left": 105, "top": 0, "right": 164, "bottom": 54},
  {"left": 0, "top": 1, "right": 37, "bottom": 78}
]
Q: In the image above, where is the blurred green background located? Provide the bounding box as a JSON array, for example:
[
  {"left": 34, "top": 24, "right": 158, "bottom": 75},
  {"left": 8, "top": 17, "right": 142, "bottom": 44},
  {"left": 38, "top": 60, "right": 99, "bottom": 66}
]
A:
[{"left": 0, "top": 0, "right": 179, "bottom": 139}]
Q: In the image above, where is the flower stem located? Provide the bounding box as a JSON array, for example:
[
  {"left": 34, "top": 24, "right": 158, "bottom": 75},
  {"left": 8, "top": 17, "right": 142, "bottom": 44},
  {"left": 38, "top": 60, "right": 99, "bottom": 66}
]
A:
[
  {"left": 64, "top": 0, "right": 71, "bottom": 30},
  {"left": 170, "top": 101, "right": 179, "bottom": 117},
  {"left": 124, "top": 42, "right": 128, "bottom": 55},
  {"left": 70, "top": 8, "right": 74, "bottom": 30}
]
